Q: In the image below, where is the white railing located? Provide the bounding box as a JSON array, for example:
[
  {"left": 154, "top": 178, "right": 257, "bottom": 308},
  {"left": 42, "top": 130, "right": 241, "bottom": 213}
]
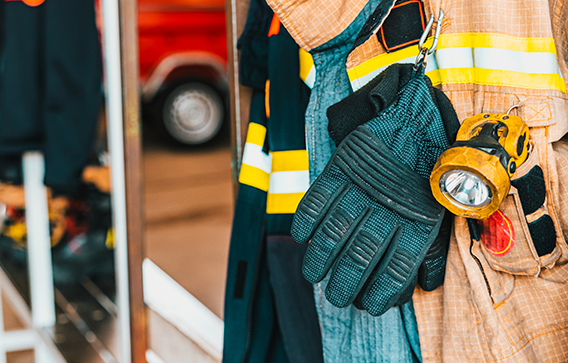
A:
[{"left": 0, "top": 153, "right": 63, "bottom": 363}]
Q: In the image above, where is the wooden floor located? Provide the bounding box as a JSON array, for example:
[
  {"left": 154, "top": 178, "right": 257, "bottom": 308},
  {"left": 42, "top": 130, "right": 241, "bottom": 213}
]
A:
[{"left": 143, "top": 127, "right": 233, "bottom": 319}]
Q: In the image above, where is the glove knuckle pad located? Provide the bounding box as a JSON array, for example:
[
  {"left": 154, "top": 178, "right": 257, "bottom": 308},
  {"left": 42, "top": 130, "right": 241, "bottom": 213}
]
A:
[
  {"left": 387, "top": 250, "right": 415, "bottom": 283},
  {"left": 302, "top": 208, "right": 354, "bottom": 283},
  {"left": 326, "top": 225, "right": 386, "bottom": 308},
  {"left": 361, "top": 247, "right": 419, "bottom": 316},
  {"left": 322, "top": 208, "right": 353, "bottom": 241},
  {"left": 347, "top": 229, "right": 379, "bottom": 266},
  {"left": 326, "top": 236, "right": 377, "bottom": 307},
  {"left": 299, "top": 184, "right": 330, "bottom": 219},
  {"left": 335, "top": 130, "right": 442, "bottom": 225},
  {"left": 424, "top": 237, "right": 446, "bottom": 258},
  {"left": 292, "top": 182, "right": 349, "bottom": 243}
]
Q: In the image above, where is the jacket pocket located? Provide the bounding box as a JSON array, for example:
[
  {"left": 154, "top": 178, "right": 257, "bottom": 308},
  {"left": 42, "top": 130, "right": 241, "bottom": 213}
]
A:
[
  {"left": 479, "top": 141, "right": 562, "bottom": 277},
  {"left": 455, "top": 217, "right": 515, "bottom": 307}
]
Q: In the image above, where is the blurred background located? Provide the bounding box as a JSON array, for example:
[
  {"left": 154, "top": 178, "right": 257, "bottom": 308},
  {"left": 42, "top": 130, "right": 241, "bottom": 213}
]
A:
[{"left": 0, "top": 0, "right": 236, "bottom": 362}]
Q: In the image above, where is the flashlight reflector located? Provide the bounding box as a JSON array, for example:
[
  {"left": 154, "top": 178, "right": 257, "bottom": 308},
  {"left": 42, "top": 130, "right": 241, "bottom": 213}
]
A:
[
  {"left": 430, "top": 145, "right": 511, "bottom": 219},
  {"left": 440, "top": 170, "right": 492, "bottom": 208}
]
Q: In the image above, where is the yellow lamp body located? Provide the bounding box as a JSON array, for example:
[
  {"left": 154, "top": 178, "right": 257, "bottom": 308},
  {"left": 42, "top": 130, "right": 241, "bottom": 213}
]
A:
[
  {"left": 457, "top": 113, "right": 529, "bottom": 170},
  {"left": 430, "top": 113, "right": 529, "bottom": 219}
]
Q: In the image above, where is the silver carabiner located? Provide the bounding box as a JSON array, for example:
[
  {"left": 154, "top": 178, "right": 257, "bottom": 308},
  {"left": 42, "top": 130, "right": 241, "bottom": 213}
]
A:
[
  {"left": 415, "top": 8, "right": 445, "bottom": 70},
  {"left": 418, "top": 8, "right": 444, "bottom": 54}
]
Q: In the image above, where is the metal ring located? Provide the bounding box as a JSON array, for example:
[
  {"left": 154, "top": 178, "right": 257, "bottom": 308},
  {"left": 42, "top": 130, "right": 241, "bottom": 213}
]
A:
[
  {"left": 413, "top": 47, "right": 429, "bottom": 70},
  {"left": 506, "top": 105, "right": 520, "bottom": 115}
]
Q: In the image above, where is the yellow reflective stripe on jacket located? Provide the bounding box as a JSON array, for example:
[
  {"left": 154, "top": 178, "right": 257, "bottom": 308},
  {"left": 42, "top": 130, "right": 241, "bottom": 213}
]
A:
[
  {"left": 348, "top": 33, "right": 566, "bottom": 93},
  {"left": 238, "top": 124, "right": 309, "bottom": 204},
  {"left": 348, "top": 38, "right": 438, "bottom": 91},
  {"left": 244, "top": 122, "right": 266, "bottom": 147},
  {"left": 438, "top": 68, "right": 565, "bottom": 91},
  {"left": 439, "top": 33, "right": 557, "bottom": 53},
  {"left": 239, "top": 123, "right": 271, "bottom": 191},
  {"left": 267, "top": 150, "right": 310, "bottom": 214},
  {"left": 300, "top": 48, "right": 316, "bottom": 89}
]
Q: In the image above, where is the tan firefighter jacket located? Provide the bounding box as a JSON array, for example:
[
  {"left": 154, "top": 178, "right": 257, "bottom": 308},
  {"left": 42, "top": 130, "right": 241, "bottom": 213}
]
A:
[{"left": 266, "top": 0, "right": 568, "bottom": 361}]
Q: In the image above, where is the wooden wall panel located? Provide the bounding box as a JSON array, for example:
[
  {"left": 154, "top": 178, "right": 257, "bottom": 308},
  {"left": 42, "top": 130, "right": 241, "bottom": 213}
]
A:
[{"left": 226, "top": 0, "right": 253, "bottom": 198}]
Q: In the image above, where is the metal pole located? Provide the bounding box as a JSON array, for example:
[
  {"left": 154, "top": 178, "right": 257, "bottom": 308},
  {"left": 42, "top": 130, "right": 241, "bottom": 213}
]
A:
[
  {"left": 23, "top": 152, "right": 55, "bottom": 329},
  {"left": 101, "top": 0, "right": 147, "bottom": 361},
  {"left": 118, "top": 0, "right": 148, "bottom": 360},
  {"left": 100, "top": 0, "right": 132, "bottom": 361},
  {"left": 226, "top": 0, "right": 252, "bottom": 199}
]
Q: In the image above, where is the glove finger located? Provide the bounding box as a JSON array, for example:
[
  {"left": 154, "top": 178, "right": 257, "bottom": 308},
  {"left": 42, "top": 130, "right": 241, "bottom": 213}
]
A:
[
  {"left": 417, "top": 211, "right": 452, "bottom": 291},
  {"left": 301, "top": 200, "right": 366, "bottom": 284},
  {"left": 353, "top": 257, "right": 417, "bottom": 310},
  {"left": 361, "top": 227, "right": 425, "bottom": 316},
  {"left": 394, "top": 272, "right": 418, "bottom": 306},
  {"left": 324, "top": 212, "right": 399, "bottom": 308},
  {"left": 291, "top": 175, "right": 349, "bottom": 244}
]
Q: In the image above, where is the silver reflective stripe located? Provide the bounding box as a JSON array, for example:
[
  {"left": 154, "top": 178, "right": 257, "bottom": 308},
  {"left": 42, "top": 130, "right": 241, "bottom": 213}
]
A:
[
  {"left": 436, "top": 47, "right": 560, "bottom": 74},
  {"left": 268, "top": 170, "right": 310, "bottom": 194},
  {"left": 241, "top": 143, "right": 272, "bottom": 173}
]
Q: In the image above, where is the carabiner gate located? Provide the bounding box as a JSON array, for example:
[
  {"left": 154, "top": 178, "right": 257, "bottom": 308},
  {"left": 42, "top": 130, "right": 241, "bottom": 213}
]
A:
[{"left": 414, "top": 8, "right": 444, "bottom": 70}]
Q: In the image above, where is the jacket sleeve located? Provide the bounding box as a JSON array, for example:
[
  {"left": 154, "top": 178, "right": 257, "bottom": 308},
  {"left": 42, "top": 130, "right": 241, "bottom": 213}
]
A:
[
  {"left": 550, "top": 0, "right": 568, "bottom": 92},
  {"left": 265, "top": 0, "right": 368, "bottom": 51}
]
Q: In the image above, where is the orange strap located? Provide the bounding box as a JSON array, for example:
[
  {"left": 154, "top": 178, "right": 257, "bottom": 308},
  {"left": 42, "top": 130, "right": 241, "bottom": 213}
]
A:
[
  {"left": 267, "top": 14, "right": 281, "bottom": 37},
  {"left": 6, "top": 0, "right": 45, "bottom": 6}
]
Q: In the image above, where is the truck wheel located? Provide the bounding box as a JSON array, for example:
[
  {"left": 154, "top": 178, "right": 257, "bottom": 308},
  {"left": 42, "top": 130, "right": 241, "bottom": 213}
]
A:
[{"left": 161, "top": 82, "right": 224, "bottom": 145}]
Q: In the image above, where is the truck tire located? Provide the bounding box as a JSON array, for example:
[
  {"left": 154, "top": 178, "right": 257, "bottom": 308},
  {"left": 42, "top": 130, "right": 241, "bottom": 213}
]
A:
[{"left": 161, "top": 81, "right": 224, "bottom": 145}]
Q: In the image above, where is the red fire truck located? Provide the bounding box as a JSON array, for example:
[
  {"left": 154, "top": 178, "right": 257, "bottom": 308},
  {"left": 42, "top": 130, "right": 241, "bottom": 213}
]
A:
[{"left": 138, "top": 0, "right": 228, "bottom": 145}]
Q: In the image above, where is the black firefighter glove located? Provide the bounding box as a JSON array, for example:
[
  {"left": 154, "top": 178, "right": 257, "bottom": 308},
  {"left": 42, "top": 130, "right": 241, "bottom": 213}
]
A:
[
  {"left": 292, "top": 67, "right": 451, "bottom": 316},
  {"left": 329, "top": 63, "right": 458, "bottom": 296}
]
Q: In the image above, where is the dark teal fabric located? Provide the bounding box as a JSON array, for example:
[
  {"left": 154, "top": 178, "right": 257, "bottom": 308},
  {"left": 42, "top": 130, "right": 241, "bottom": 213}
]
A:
[
  {"left": 302, "top": 0, "right": 425, "bottom": 360},
  {"left": 266, "top": 236, "right": 323, "bottom": 363},
  {"left": 264, "top": 25, "right": 323, "bottom": 363},
  {"left": 266, "top": 25, "right": 310, "bottom": 235},
  {"left": 267, "top": 26, "right": 310, "bottom": 153},
  {"left": 223, "top": 18, "right": 322, "bottom": 361},
  {"left": 237, "top": 0, "right": 273, "bottom": 90},
  {"left": 223, "top": 92, "right": 274, "bottom": 363}
]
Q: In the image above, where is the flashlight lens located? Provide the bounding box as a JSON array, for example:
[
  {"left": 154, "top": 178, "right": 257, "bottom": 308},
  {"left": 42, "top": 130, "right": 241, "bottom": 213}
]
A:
[{"left": 440, "top": 170, "right": 492, "bottom": 208}]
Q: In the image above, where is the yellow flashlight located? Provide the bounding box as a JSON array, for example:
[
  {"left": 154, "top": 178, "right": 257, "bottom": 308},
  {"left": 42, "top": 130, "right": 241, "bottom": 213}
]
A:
[{"left": 430, "top": 113, "right": 529, "bottom": 219}]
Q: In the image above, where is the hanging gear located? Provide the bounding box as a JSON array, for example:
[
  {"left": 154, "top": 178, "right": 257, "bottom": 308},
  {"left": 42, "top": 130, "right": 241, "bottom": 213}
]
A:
[
  {"left": 326, "top": 63, "right": 459, "bottom": 296},
  {"left": 266, "top": 0, "right": 568, "bottom": 359},
  {"left": 224, "top": 6, "right": 323, "bottom": 361},
  {"left": 292, "top": 66, "right": 449, "bottom": 316}
]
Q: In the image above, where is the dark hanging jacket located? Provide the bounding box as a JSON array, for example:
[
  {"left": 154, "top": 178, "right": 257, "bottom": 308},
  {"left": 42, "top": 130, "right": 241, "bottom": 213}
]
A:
[{"left": 223, "top": 1, "right": 323, "bottom": 361}]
